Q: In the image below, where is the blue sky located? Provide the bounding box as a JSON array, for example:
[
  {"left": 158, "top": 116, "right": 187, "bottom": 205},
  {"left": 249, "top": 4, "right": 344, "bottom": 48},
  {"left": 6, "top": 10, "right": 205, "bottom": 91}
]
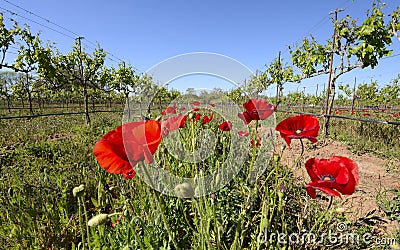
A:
[{"left": 2, "top": 0, "right": 400, "bottom": 96}]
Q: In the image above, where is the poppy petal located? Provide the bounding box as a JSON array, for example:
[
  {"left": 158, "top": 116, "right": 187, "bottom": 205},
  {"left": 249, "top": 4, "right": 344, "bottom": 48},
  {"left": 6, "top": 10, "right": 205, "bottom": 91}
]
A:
[
  {"left": 94, "top": 120, "right": 162, "bottom": 179},
  {"left": 306, "top": 182, "right": 342, "bottom": 197},
  {"left": 93, "top": 126, "right": 133, "bottom": 175}
]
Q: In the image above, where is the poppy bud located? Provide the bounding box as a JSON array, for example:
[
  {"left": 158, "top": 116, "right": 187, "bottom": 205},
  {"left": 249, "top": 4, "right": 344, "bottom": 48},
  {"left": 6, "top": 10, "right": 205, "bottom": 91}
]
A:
[
  {"left": 277, "top": 185, "right": 286, "bottom": 201},
  {"left": 335, "top": 207, "right": 345, "bottom": 213},
  {"left": 188, "top": 113, "right": 196, "bottom": 120},
  {"left": 174, "top": 182, "right": 194, "bottom": 198},
  {"left": 277, "top": 185, "right": 287, "bottom": 193},
  {"left": 88, "top": 213, "right": 109, "bottom": 227},
  {"left": 72, "top": 184, "right": 85, "bottom": 197},
  {"left": 215, "top": 173, "right": 221, "bottom": 185}
]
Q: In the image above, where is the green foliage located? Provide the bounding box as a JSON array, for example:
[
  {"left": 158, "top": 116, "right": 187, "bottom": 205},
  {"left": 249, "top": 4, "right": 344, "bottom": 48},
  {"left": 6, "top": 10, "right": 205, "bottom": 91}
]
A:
[
  {"left": 390, "top": 5, "right": 400, "bottom": 42},
  {"left": 356, "top": 81, "right": 379, "bottom": 104},
  {"left": 290, "top": 36, "right": 330, "bottom": 77},
  {"left": 244, "top": 57, "right": 300, "bottom": 96},
  {"left": 377, "top": 187, "right": 400, "bottom": 222},
  {"left": 0, "top": 14, "right": 21, "bottom": 68},
  {"left": 225, "top": 87, "right": 246, "bottom": 104},
  {"left": 349, "top": 2, "right": 393, "bottom": 68},
  {"left": 330, "top": 119, "right": 400, "bottom": 160}
]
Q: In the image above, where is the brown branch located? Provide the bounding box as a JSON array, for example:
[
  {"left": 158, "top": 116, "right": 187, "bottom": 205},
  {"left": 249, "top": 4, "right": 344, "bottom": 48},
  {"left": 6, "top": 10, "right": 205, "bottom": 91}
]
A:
[
  {"left": 334, "top": 62, "right": 363, "bottom": 80},
  {"left": 298, "top": 69, "right": 330, "bottom": 80},
  {"left": 392, "top": 22, "right": 400, "bottom": 42},
  {"left": 0, "top": 63, "right": 29, "bottom": 73}
]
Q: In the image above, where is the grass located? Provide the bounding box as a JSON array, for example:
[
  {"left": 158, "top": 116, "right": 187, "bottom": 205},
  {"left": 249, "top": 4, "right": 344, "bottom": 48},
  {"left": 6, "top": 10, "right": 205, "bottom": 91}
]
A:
[
  {"left": 329, "top": 118, "right": 400, "bottom": 172},
  {"left": 0, "top": 108, "right": 398, "bottom": 249}
]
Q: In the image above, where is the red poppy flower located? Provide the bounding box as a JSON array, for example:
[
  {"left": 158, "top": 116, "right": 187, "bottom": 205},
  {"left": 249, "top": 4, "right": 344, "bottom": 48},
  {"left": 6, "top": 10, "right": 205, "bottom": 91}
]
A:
[
  {"left": 192, "top": 107, "right": 200, "bottom": 112},
  {"left": 202, "top": 114, "right": 213, "bottom": 125},
  {"left": 238, "top": 111, "right": 252, "bottom": 124},
  {"left": 218, "top": 121, "right": 232, "bottom": 131},
  {"left": 180, "top": 115, "right": 187, "bottom": 128},
  {"left": 238, "top": 131, "right": 249, "bottom": 137},
  {"left": 241, "top": 99, "right": 275, "bottom": 122},
  {"left": 162, "top": 114, "right": 186, "bottom": 136},
  {"left": 275, "top": 115, "right": 320, "bottom": 148},
  {"left": 193, "top": 101, "right": 201, "bottom": 106},
  {"left": 162, "top": 104, "right": 177, "bottom": 115},
  {"left": 180, "top": 107, "right": 186, "bottom": 112},
  {"left": 305, "top": 156, "right": 359, "bottom": 198},
  {"left": 251, "top": 138, "right": 261, "bottom": 147},
  {"left": 93, "top": 120, "right": 162, "bottom": 179},
  {"left": 209, "top": 103, "right": 215, "bottom": 107},
  {"left": 192, "top": 113, "right": 201, "bottom": 122}
]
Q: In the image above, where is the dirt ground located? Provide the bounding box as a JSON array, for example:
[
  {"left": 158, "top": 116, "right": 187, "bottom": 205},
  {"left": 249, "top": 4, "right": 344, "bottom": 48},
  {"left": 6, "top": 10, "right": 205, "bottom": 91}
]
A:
[{"left": 277, "top": 138, "right": 400, "bottom": 237}]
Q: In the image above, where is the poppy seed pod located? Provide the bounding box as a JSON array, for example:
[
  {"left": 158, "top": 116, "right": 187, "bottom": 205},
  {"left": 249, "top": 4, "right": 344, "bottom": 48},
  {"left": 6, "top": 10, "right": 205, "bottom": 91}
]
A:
[
  {"left": 88, "top": 213, "right": 109, "bottom": 227},
  {"left": 335, "top": 207, "right": 346, "bottom": 213},
  {"left": 72, "top": 184, "right": 85, "bottom": 197},
  {"left": 174, "top": 182, "right": 195, "bottom": 198},
  {"left": 188, "top": 113, "right": 196, "bottom": 120}
]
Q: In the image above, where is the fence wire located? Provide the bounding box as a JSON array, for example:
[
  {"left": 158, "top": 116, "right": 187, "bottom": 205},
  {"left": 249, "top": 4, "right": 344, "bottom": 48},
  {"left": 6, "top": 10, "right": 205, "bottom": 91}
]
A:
[
  {"left": 276, "top": 109, "right": 400, "bottom": 126},
  {"left": 0, "top": 110, "right": 123, "bottom": 120},
  {"left": 1, "top": 107, "right": 399, "bottom": 126}
]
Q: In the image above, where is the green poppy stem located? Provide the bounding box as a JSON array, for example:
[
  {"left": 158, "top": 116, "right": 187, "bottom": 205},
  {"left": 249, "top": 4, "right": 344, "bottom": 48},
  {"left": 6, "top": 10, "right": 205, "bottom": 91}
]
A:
[
  {"left": 141, "top": 163, "right": 179, "bottom": 249},
  {"left": 247, "top": 120, "right": 259, "bottom": 182},
  {"left": 327, "top": 196, "right": 333, "bottom": 210},
  {"left": 290, "top": 139, "right": 305, "bottom": 169},
  {"left": 300, "top": 138, "right": 304, "bottom": 156}
]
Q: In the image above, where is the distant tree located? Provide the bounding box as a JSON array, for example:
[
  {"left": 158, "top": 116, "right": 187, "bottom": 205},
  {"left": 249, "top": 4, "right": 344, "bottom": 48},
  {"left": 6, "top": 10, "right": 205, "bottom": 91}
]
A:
[
  {"left": 379, "top": 75, "right": 400, "bottom": 107},
  {"left": 337, "top": 83, "right": 353, "bottom": 105},
  {"left": 13, "top": 25, "right": 43, "bottom": 115},
  {"left": 356, "top": 81, "right": 379, "bottom": 106},
  {"left": 0, "top": 71, "right": 17, "bottom": 111},
  {"left": 243, "top": 59, "right": 299, "bottom": 104},
  {"left": 136, "top": 73, "right": 158, "bottom": 117},
  {"left": 37, "top": 39, "right": 108, "bottom": 124},
  {"left": 226, "top": 87, "right": 246, "bottom": 104},
  {"left": 110, "top": 62, "right": 139, "bottom": 119}
]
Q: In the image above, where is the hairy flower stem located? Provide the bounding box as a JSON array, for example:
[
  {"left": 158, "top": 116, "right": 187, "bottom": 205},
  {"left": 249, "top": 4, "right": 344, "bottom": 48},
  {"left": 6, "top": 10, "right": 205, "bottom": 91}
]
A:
[
  {"left": 141, "top": 163, "right": 179, "bottom": 249},
  {"left": 234, "top": 121, "right": 264, "bottom": 247},
  {"left": 327, "top": 196, "right": 333, "bottom": 210},
  {"left": 191, "top": 119, "right": 197, "bottom": 176},
  {"left": 291, "top": 139, "right": 305, "bottom": 169},
  {"left": 247, "top": 120, "right": 259, "bottom": 182},
  {"left": 82, "top": 197, "right": 91, "bottom": 250},
  {"left": 77, "top": 197, "right": 86, "bottom": 249},
  {"left": 154, "top": 191, "right": 179, "bottom": 249}
]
